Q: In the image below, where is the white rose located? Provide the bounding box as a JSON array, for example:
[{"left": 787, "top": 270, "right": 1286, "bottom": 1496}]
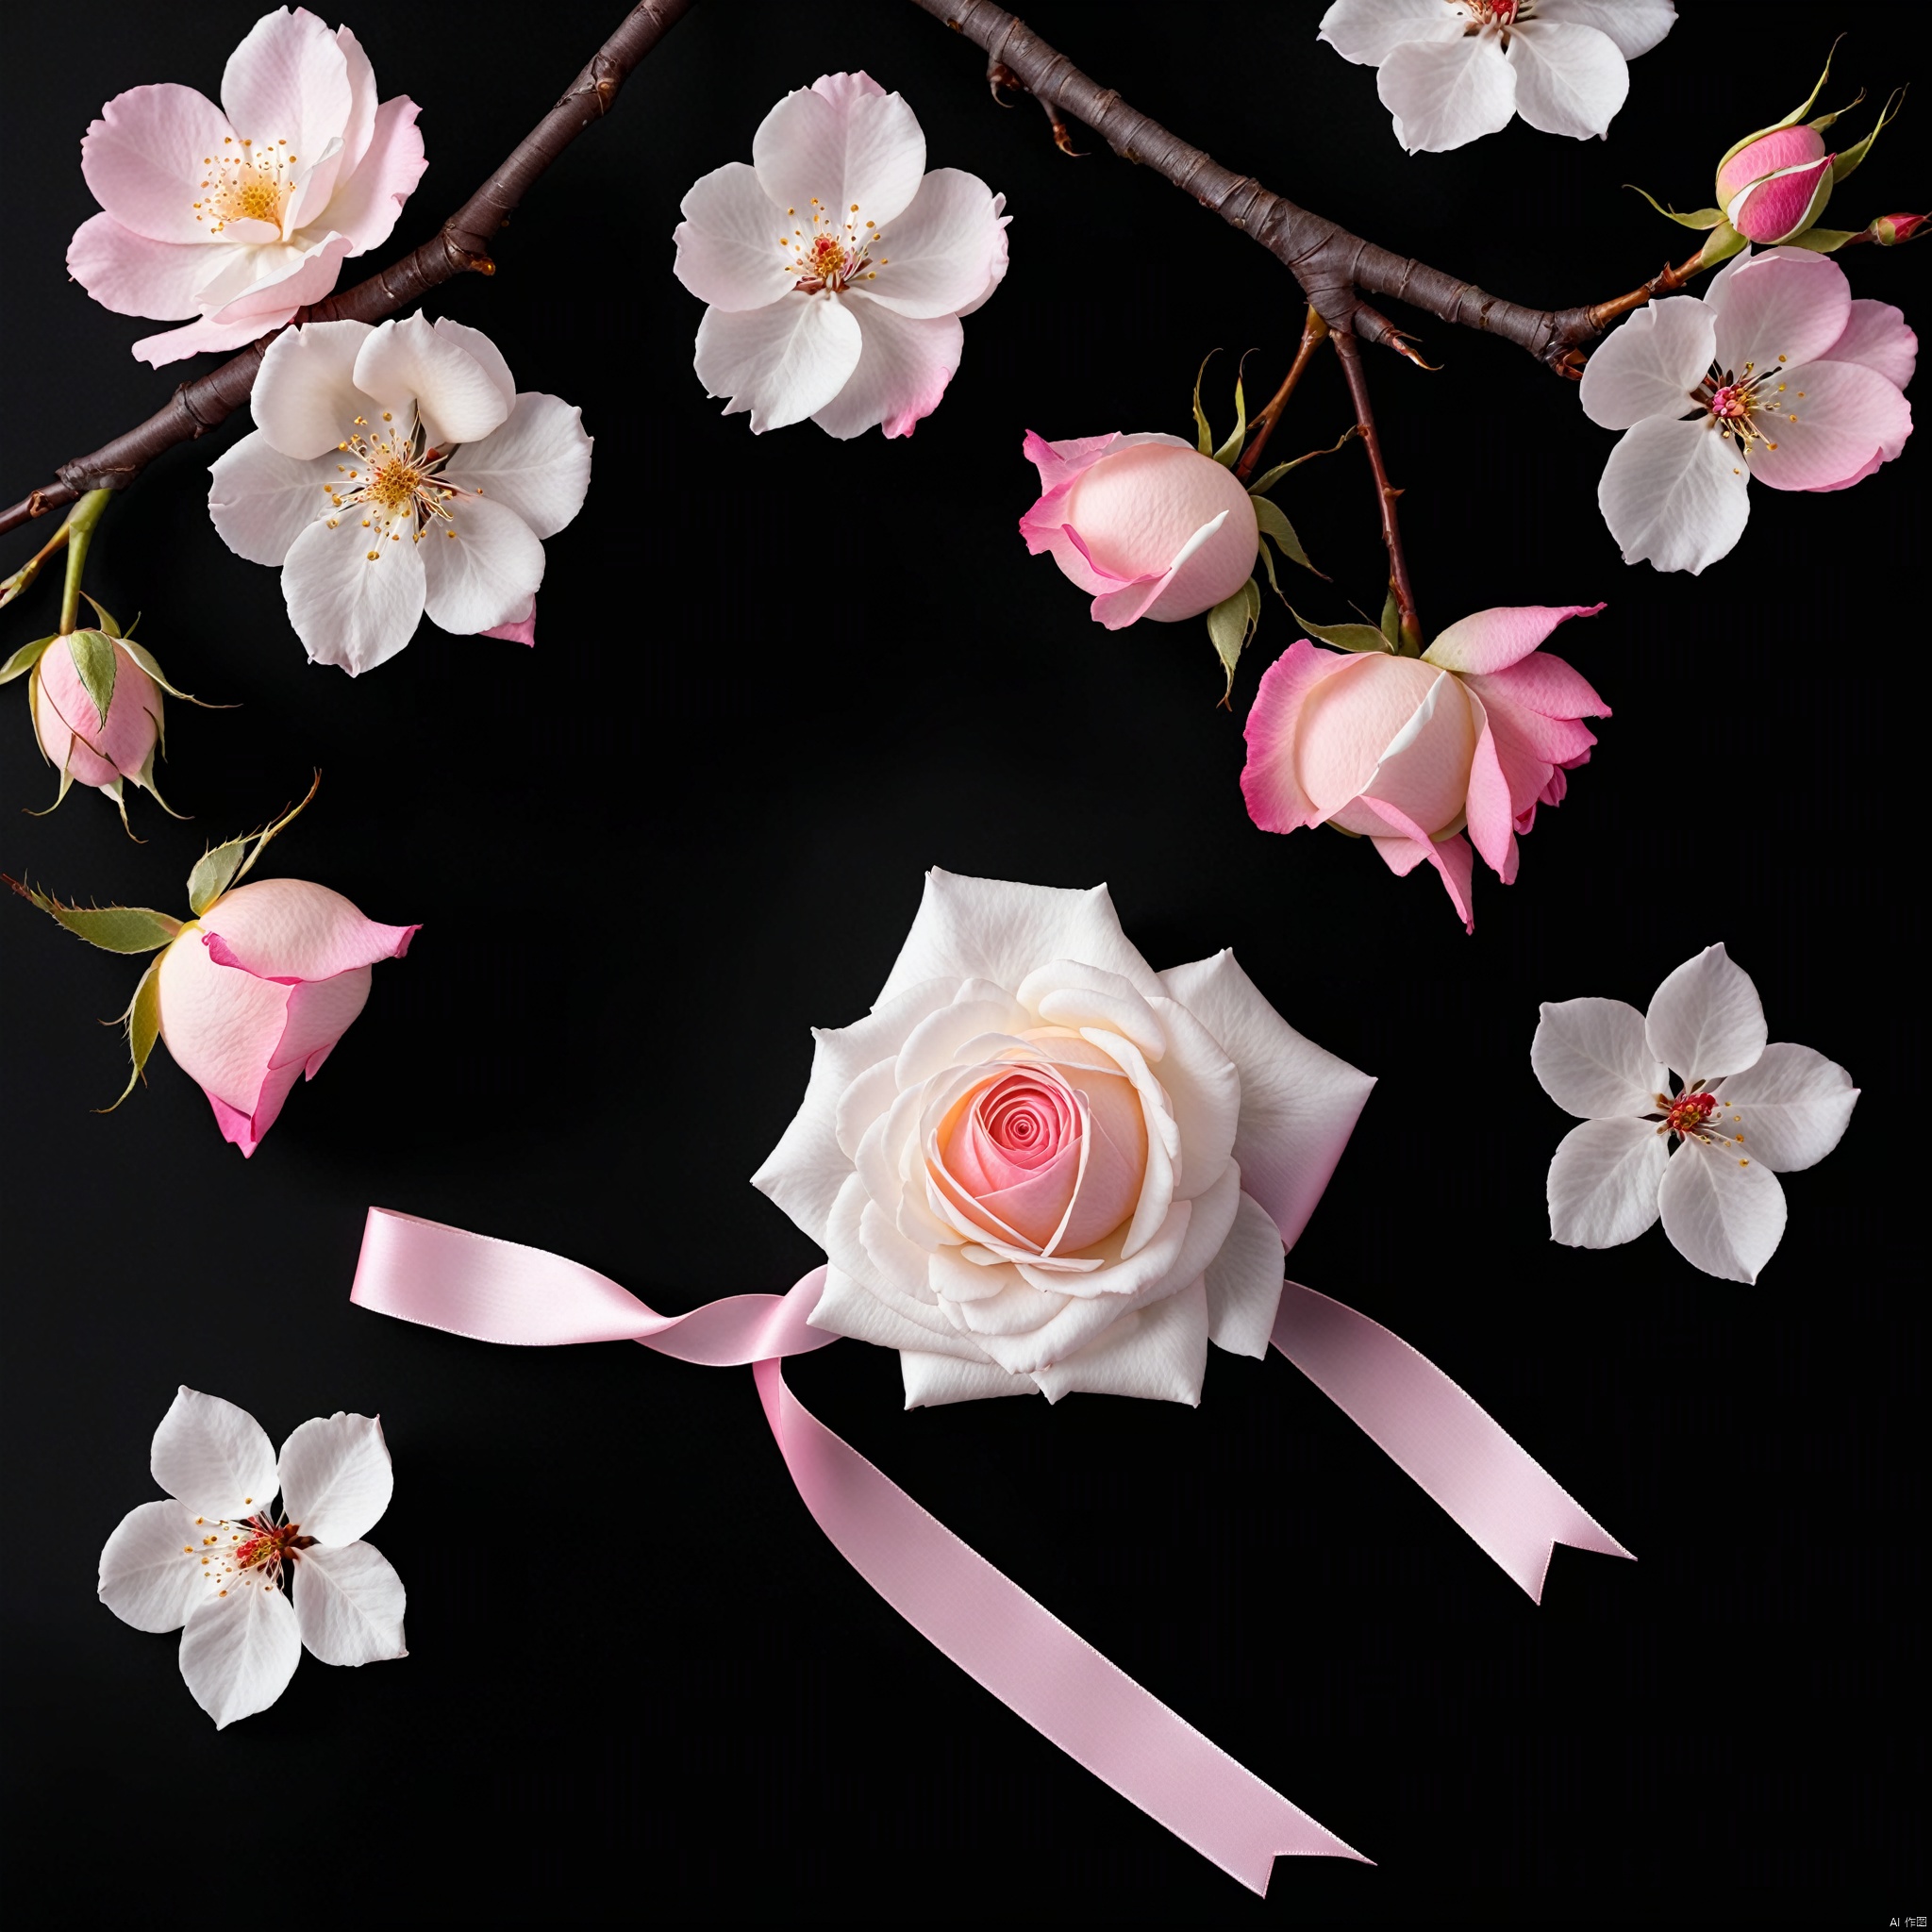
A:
[{"left": 754, "top": 871, "right": 1374, "bottom": 1406}]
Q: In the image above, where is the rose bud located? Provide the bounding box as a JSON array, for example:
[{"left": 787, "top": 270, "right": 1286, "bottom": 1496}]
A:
[
  {"left": 1241, "top": 605, "right": 1609, "bottom": 932},
  {"left": 1870, "top": 211, "right": 1927, "bottom": 246},
  {"left": 1716, "top": 125, "right": 1836, "bottom": 245},
  {"left": 1020, "top": 430, "right": 1260, "bottom": 628},
  {"left": 156, "top": 877, "right": 418, "bottom": 1157}
]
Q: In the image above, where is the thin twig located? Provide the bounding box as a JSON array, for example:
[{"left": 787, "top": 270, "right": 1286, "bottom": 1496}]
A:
[
  {"left": 1582, "top": 245, "right": 1718, "bottom": 341},
  {"left": 0, "top": 0, "right": 695, "bottom": 539},
  {"left": 1332, "top": 329, "right": 1419, "bottom": 649},
  {"left": 1234, "top": 307, "right": 1329, "bottom": 485}
]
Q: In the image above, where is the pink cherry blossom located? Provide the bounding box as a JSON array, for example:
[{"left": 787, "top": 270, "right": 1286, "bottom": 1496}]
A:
[
  {"left": 673, "top": 72, "right": 1008, "bottom": 439},
  {"left": 154, "top": 876, "right": 417, "bottom": 1156},
  {"left": 68, "top": 8, "right": 425, "bottom": 368},
  {"left": 1020, "top": 431, "right": 1261, "bottom": 628},
  {"left": 1241, "top": 604, "right": 1608, "bottom": 931}
]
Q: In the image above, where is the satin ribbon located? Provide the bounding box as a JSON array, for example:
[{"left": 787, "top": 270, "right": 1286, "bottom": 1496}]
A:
[{"left": 351, "top": 1207, "right": 1631, "bottom": 1890}]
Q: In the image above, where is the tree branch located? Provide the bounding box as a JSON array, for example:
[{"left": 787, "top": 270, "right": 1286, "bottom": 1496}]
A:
[
  {"left": 0, "top": 0, "right": 694, "bottom": 540},
  {"left": 909, "top": 0, "right": 1652, "bottom": 374}
]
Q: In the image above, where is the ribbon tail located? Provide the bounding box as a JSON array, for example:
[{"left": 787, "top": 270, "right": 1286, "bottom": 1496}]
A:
[
  {"left": 1271, "top": 1281, "right": 1635, "bottom": 1604},
  {"left": 753, "top": 1354, "right": 1370, "bottom": 1892}
]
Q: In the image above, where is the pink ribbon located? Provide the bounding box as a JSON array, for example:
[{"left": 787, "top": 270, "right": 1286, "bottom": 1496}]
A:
[{"left": 350, "top": 1207, "right": 1631, "bottom": 1890}]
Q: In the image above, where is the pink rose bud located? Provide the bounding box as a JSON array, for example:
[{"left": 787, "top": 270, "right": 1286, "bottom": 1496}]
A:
[
  {"left": 1870, "top": 211, "right": 1927, "bottom": 246},
  {"left": 1715, "top": 125, "right": 1836, "bottom": 244},
  {"left": 154, "top": 876, "right": 419, "bottom": 1157},
  {"left": 1020, "top": 430, "right": 1260, "bottom": 628},
  {"left": 31, "top": 630, "right": 160, "bottom": 793}
]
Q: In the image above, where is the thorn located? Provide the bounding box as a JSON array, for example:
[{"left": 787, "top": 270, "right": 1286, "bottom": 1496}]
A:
[
  {"left": 987, "top": 58, "right": 1019, "bottom": 106},
  {"left": 1042, "top": 96, "right": 1087, "bottom": 157}
]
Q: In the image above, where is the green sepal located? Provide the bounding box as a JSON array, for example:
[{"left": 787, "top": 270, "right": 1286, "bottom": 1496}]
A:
[
  {"left": 1191, "top": 352, "right": 1217, "bottom": 456},
  {"left": 1252, "top": 495, "right": 1317, "bottom": 575},
  {"left": 67, "top": 628, "right": 118, "bottom": 724},
  {"left": 1206, "top": 578, "right": 1261, "bottom": 700},
  {"left": 1832, "top": 89, "right": 1903, "bottom": 184},
  {"left": 1626, "top": 185, "right": 1726, "bottom": 230},
  {"left": 0, "top": 633, "right": 57, "bottom": 683},
  {"left": 113, "top": 634, "right": 202, "bottom": 703},
  {"left": 4, "top": 878, "right": 182, "bottom": 952},
  {"left": 1211, "top": 364, "right": 1248, "bottom": 468},
  {"left": 1288, "top": 606, "right": 1392, "bottom": 655},
  {"left": 1380, "top": 588, "right": 1403, "bottom": 650},
  {"left": 132, "top": 744, "right": 186, "bottom": 821},
  {"left": 1714, "top": 44, "right": 1839, "bottom": 180},
  {"left": 1244, "top": 426, "right": 1356, "bottom": 499},
  {"left": 26, "top": 762, "right": 76, "bottom": 818},
  {"left": 1784, "top": 225, "right": 1861, "bottom": 253},
  {"left": 101, "top": 950, "right": 168, "bottom": 1113},
  {"left": 1806, "top": 88, "right": 1866, "bottom": 136},
  {"left": 188, "top": 836, "right": 251, "bottom": 915},
  {"left": 78, "top": 591, "right": 122, "bottom": 638},
  {"left": 1697, "top": 222, "right": 1749, "bottom": 268}
]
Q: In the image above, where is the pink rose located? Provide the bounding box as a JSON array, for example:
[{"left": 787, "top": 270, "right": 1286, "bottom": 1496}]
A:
[
  {"left": 1241, "top": 605, "right": 1610, "bottom": 931},
  {"left": 156, "top": 877, "right": 418, "bottom": 1156},
  {"left": 1020, "top": 431, "right": 1260, "bottom": 628},
  {"left": 1715, "top": 125, "right": 1835, "bottom": 245}
]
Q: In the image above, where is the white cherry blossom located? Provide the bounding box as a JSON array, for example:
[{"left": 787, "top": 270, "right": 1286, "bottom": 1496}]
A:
[
  {"left": 208, "top": 313, "right": 592, "bottom": 674},
  {"left": 98, "top": 1389, "right": 407, "bottom": 1727},
  {"left": 1318, "top": 0, "right": 1675, "bottom": 153},
  {"left": 1532, "top": 945, "right": 1857, "bottom": 1283},
  {"left": 673, "top": 72, "right": 1008, "bottom": 438}
]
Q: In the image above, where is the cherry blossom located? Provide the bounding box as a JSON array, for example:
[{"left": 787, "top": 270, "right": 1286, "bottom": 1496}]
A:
[
  {"left": 673, "top": 72, "right": 1008, "bottom": 438},
  {"left": 1533, "top": 945, "right": 1857, "bottom": 1282},
  {"left": 98, "top": 1389, "right": 407, "bottom": 1727},
  {"left": 208, "top": 313, "right": 592, "bottom": 674},
  {"left": 1581, "top": 247, "right": 1915, "bottom": 575},
  {"left": 69, "top": 8, "right": 425, "bottom": 367},
  {"left": 1317, "top": 0, "right": 1675, "bottom": 154}
]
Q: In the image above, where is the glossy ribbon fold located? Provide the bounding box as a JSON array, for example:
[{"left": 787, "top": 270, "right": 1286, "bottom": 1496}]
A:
[{"left": 350, "top": 1206, "right": 1630, "bottom": 1890}]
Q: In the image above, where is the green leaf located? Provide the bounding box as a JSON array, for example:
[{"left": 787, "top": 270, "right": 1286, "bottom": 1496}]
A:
[
  {"left": 1697, "top": 221, "right": 1749, "bottom": 268},
  {"left": 1288, "top": 606, "right": 1391, "bottom": 655},
  {"left": 67, "top": 627, "right": 118, "bottom": 724},
  {"left": 1252, "top": 494, "right": 1317, "bottom": 575},
  {"left": 1191, "top": 351, "right": 1217, "bottom": 456},
  {"left": 1380, "top": 588, "right": 1403, "bottom": 649},
  {"left": 1211, "top": 363, "right": 1247, "bottom": 468},
  {"left": 101, "top": 952, "right": 167, "bottom": 1112},
  {"left": 3, "top": 877, "right": 182, "bottom": 952},
  {"left": 1832, "top": 89, "right": 1903, "bottom": 183},
  {"left": 78, "top": 591, "right": 121, "bottom": 638},
  {"left": 1715, "top": 42, "right": 1839, "bottom": 179},
  {"left": 1205, "top": 578, "right": 1261, "bottom": 700},
  {"left": 1624, "top": 185, "right": 1725, "bottom": 230},
  {"left": 187, "top": 837, "right": 250, "bottom": 915},
  {"left": 113, "top": 633, "right": 202, "bottom": 703},
  {"left": 0, "top": 633, "right": 57, "bottom": 684},
  {"left": 1784, "top": 225, "right": 1861, "bottom": 254},
  {"left": 1244, "top": 426, "right": 1356, "bottom": 498}
]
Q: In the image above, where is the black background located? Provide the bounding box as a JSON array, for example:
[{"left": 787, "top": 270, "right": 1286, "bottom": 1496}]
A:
[{"left": 1, "top": 3, "right": 1923, "bottom": 1926}]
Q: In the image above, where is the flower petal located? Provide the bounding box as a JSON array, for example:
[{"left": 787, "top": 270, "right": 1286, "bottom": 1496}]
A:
[
  {"left": 276, "top": 1412, "right": 393, "bottom": 1544},
  {"left": 1657, "top": 1140, "right": 1787, "bottom": 1282},
  {"left": 1423, "top": 602, "right": 1606, "bottom": 675},
  {"left": 1645, "top": 943, "right": 1767, "bottom": 1084},
  {"left": 199, "top": 875, "right": 415, "bottom": 982},
  {"left": 808, "top": 1263, "right": 997, "bottom": 1362},
  {"left": 900, "top": 1350, "right": 1038, "bottom": 1407},
  {"left": 1709, "top": 248, "right": 1853, "bottom": 375},
  {"left": 878, "top": 869, "right": 1162, "bottom": 1005},
  {"left": 67, "top": 214, "right": 216, "bottom": 320},
  {"left": 1378, "top": 33, "right": 1516, "bottom": 154},
  {"left": 292, "top": 1539, "right": 408, "bottom": 1667},
  {"left": 1597, "top": 415, "right": 1750, "bottom": 574},
  {"left": 1202, "top": 1189, "right": 1287, "bottom": 1358},
  {"left": 438, "top": 391, "right": 591, "bottom": 541},
  {"left": 1157, "top": 950, "right": 1374, "bottom": 1249},
  {"left": 354, "top": 313, "right": 512, "bottom": 446},
  {"left": 1749, "top": 359, "right": 1912, "bottom": 491},
  {"left": 1546, "top": 1117, "right": 1668, "bottom": 1248},
  {"left": 208, "top": 430, "right": 333, "bottom": 566},
  {"left": 81, "top": 84, "right": 234, "bottom": 244},
  {"left": 152, "top": 1388, "right": 280, "bottom": 1519},
  {"left": 252, "top": 317, "right": 375, "bottom": 459},
  {"left": 1033, "top": 1277, "right": 1211, "bottom": 1406},
  {"left": 858, "top": 168, "right": 1008, "bottom": 320},
  {"left": 282, "top": 513, "right": 427, "bottom": 675},
  {"left": 155, "top": 934, "right": 292, "bottom": 1118},
  {"left": 1507, "top": 20, "right": 1628, "bottom": 140},
  {"left": 1713, "top": 1041, "right": 1858, "bottom": 1173},
  {"left": 810, "top": 295, "right": 962, "bottom": 440},
  {"left": 100, "top": 1500, "right": 222, "bottom": 1633},
  {"left": 1240, "top": 640, "right": 1366, "bottom": 832},
  {"left": 1578, "top": 298, "right": 1714, "bottom": 430},
  {"left": 674, "top": 161, "right": 793, "bottom": 312},
  {"left": 1366, "top": 813, "right": 1477, "bottom": 931},
  {"left": 178, "top": 1579, "right": 302, "bottom": 1728},
  {"left": 1317, "top": 0, "right": 1463, "bottom": 65},
  {"left": 312, "top": 95, "right": 425, "bottom": 254},
  {"left": 1534, "top": 0, "right": 1675, "bottom": 59},
  {"left": 1821, "top": 298, "right": 1918, "bottom": 392},
  {"left": 422, "top": 493, "right": 546, "bottom": 636},
  {"left": 694, "top": 295, "right": 864, "bottom": 433},
  {"left": 1532, "top": 997, "right": 1668, "bottom": 1118},
  {"left": 220, "top": 7, "right": 353, "bottom": 178},
  {"left": 752, "top": 73, "right": 925, "bottom": 229}
]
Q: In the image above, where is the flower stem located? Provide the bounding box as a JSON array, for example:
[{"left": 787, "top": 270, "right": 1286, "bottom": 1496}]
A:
[
  {"left": 58, "top": 489, "right": 114, "bottom": 636},
  {"left": 1234, "top": 308, "right": 1330, "bottom": 486},
  {"left": 1332, "top": 330, "right": 1421, "bottom": 652},
  {"left": 0, "top": 512, "right": 74, "bottom": 612}
]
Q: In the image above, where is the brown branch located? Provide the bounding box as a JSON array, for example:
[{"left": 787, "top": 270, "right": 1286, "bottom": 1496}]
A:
[
  {"left": 1233, "top": 307, "right": 1328, "bottom": 486},
  {"left": 1584, "top": 245, "right": 1716, "bottom": 337},
  {"left": 1333, "top": 329, "right": 1419, "bottom": 647},
  {"left": 0, "top": 0, "right": 694, "bottom": 540},
  {"left": 911, "top": 0, "right": 1652, "bottom": 373}
]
